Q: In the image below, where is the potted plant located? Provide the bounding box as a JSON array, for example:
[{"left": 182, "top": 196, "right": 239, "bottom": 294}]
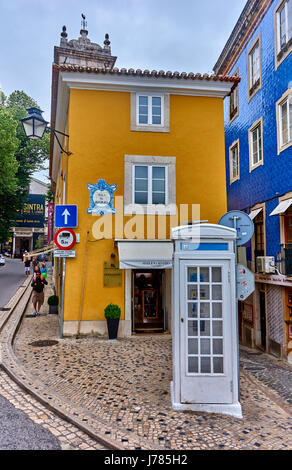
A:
[
  {"left": 48, "top": 295, "right": 59, "bottom": 315},
  {"left": 104, "top": 303, "right": 121, "bottom": 340}
]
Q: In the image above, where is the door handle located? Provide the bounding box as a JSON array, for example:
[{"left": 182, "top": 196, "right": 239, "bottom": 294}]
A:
[{"left": 181, "top": 318, "right": 184, "bottom": 323}]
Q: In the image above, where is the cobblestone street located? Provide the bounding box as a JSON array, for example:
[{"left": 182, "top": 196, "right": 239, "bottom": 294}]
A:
[
  {"left": 0, "top": 369, "right": 106, "bottom": 450},
  {"left": 9, "top": 279, "right": 292, "bottom": 450}
]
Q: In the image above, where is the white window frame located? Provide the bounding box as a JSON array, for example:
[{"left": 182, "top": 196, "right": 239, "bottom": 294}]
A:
[
  {"left": 229, "top": 140, "right": 240, "bottom": 184},
  {"left": 136, "top": 94, "right": 165, "bottom": 127},
  {"left": 124, "top": 155, "right": 176, "bottom": 215},
  {"left": 275, "top": 0, "right": 292, "bottom": 69},
  {"left": 132, "top": 164, "right": 168, "bottom": 205},
  {"left": 276, "top": 88, "right": 292, "bottom": 153},
  {"left": 247, "top": 35, "right": 262, "bottom": 101},
  {"left": 249, "top": 117, "right": 264, "bottom": 172},
  {"left": 229, "top": 69, "right": 239, "bottom": 124},
  {"left": 130, "top": 93, "right": 170, "bottom": 133}
]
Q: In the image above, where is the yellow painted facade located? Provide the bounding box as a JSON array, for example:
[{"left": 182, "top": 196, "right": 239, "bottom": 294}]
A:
[{"left": 51, "top": 69, "right": 236, "bottom": 337}]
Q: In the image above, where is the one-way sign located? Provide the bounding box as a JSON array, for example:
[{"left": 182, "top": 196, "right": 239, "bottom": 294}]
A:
[{"left": 55, "top": 205, "right": 78, "bottom": 228}]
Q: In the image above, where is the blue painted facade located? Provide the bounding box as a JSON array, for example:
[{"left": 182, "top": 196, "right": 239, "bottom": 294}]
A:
[{"left": 224, "top": 0, "right": 292, "bottom": 262}]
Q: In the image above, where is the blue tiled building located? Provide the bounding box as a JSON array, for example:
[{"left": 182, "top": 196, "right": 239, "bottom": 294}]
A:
[{"left": 214, "top": 0, "right": 292, "bottom": 361}]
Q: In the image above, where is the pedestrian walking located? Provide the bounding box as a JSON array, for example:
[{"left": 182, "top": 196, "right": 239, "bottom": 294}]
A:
[
  {"left": 32, "top": 257, "right": 39, "bottom": 271},
  {"left": 31, "top": 267, "right": 48, "bottom": 316},
  {"left": 40, "top": 262, "right": 47, "bottom": 280},
  {"left": 23, "top": 256, "right": 31, "bottom": 276}
]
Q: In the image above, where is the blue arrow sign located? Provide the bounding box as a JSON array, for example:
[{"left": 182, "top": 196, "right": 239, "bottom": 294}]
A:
[{"left": 55, "top": 205, "right": 78, "bottom": 228}]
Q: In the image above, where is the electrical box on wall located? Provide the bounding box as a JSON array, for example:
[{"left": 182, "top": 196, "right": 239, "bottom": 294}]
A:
[{"left": 256, "top": 256, "right": 275, "bottom": 274}]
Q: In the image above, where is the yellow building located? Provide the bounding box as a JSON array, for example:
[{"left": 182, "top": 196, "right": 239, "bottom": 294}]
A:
[{"left": 50, "top": 24, "right": 239, "bottom": 337}]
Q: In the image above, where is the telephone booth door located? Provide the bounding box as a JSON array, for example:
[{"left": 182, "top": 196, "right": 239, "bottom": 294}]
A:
[{"left": 180, "top": 259, "right": 233, "bottom": 404}]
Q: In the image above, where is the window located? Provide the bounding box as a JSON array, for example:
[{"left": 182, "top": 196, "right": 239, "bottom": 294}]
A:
[
  {"left": 285, "top": 206, "right": 292, "bottom": 243},
  {"left": 275, "top": 0, "right": 292, "bottom": 66},
  {"left": 137, "top": 95, "right": 162, "bottom": 126},
  {"left": 229, "top": 140, "right": 240, "bottom": 184},
  {"left": 130, "top": 93, "right": 170, "bottom": 133},
  {"left": 254, "top": 210, "right": 265, "bottom": 272},
  {"left": 133, "top": 165, "right": 167, "bottom": 205},
  {"left": 277, "top": 89, "right": 292, "bottom": 153},
  {"left": 229, "top": 70, "right": 239, "bottom": 122},
  {"left": 248, "top": 37, "right": 261, "bottom": 99},
  {"left": 124, "top": 155, "right": 176, "bottom": 215},
  {"left": 249, "top": 118, "right": 263, "bottom": 171}
]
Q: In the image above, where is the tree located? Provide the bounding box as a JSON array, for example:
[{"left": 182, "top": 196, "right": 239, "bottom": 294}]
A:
[
  {"left": 0, "top": 107, "right": 19, "bottom": 241},
  {"left": 0, "top": 90, "right": 49, "bottom": 243}
]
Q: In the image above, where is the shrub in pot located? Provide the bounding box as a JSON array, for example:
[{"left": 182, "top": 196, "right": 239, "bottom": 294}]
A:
[
  {"left": 104, "top": 303, "right": 121, "bottom": 340},
  {"left": 48, "top": 295, "right": 59, "bottom": 314}
]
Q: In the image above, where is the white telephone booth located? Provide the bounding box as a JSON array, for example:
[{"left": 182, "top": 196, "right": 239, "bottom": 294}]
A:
[{"left": 171, "top": 224, "right": 242, "bottom": 418}]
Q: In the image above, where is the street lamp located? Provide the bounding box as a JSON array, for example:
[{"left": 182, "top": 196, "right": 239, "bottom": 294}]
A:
[{"left": 21, "top": 107, "right": 71, "bottom": 155}]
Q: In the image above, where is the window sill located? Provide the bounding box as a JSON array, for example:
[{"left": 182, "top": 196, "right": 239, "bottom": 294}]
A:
[
  {"left": 230, "top": 176, "right": 240, "bottom": 185},
  {"left": 124, "top": 204, "right": 177, "bottom": 215},
  {"left": 229, "top": 109, "right": 239, "bottom": 124},
  {"left": 278, "top": 139, "right": 292, "bottom": 155},
  {"left": 130, "top": 124, "right": 170, "bottom": 133},
  {"left": 248, "top": 81, "right": 261, "bottom": 102},
  {"left": 249, "top": 160, "right": 264, "bottom": 172}
]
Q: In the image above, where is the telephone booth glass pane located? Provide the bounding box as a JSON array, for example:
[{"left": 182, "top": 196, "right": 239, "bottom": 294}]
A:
[{"left": 187, "top": 266, "right": 224, "bottom": 375}]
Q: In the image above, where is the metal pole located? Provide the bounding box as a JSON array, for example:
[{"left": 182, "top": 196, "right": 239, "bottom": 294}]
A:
[
  {"left": 60, "top": 258, "right": 66, "bottom": 338},
  {"left": 231, "top": 216, "right": 240, "bottom": 401}
]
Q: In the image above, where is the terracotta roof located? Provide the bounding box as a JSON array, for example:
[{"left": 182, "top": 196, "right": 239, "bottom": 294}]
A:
[{"left": 53, "top": 63, "right": 240, "bottom": 84}]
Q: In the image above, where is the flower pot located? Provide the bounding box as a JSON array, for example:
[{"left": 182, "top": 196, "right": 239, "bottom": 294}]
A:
[
  {"left": 106, "top": 318, "right": 120, "bottom": 340},
  {"left": 49, "top": 305, "right": 58, "bottom": 315}
]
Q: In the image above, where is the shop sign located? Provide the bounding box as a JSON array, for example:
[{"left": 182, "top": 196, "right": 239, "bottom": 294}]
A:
[
  {"left": 87, "top": 179, "right": 117, "bottom": 215},
  {"left": 14, "top": 194, "right": 45, "bottom": 228},
  {"left": 255, "top": 273, "right": 292, "bottom": 287},
  {"left": 104, "top": 262, "right": 122, "bottom": 287},
  {"left": 120, "top": 260, "right": 173, "bottom": 269},
  {"left": 47, "top": 202, "right": 55, "bottom": 244}
]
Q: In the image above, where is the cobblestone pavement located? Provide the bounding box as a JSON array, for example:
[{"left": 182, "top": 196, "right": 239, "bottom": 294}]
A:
[
  {"left": 9, "top": 277, "right": 292, "bottom": 450},
  {"left": 240, "top": 348, "right": 292, "bottom": 405},
  {"left": 0, "top": 369, "right": 106, "bottom": 450}
]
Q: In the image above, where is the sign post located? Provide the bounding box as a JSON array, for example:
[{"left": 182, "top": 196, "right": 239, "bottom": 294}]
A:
[{"left": 219, "top": 210, "right": 255, "bottom": 397}]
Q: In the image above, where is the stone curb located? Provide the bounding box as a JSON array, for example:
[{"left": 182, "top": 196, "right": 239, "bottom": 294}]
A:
[{"left": 0, "top": 277, "right": 165, "bottom": 451}]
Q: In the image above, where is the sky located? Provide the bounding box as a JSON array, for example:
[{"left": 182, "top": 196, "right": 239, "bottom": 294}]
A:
[{"left": 0, "top": 0, "right": 247, "bottom": 181}]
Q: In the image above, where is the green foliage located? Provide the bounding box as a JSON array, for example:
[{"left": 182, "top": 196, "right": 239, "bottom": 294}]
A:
[
  {"left": 45, "top": 187, "right": 54, "bottom": 203},
  {"left": 104, "top": 304, "right": 121, "bottom": 320},
  {"left": 0, "top": 90, "right": 49, "bottom": 242},
  {"left": 48, "top": 295, "right": 59, "bottom": 306},
  {"left": 0, "top": 107, "right": 19, "bottom": 241}
]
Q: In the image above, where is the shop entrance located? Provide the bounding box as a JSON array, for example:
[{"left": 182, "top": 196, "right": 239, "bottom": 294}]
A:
[{"left": 133, "top": 270, "right": 165, "bottom": 333}]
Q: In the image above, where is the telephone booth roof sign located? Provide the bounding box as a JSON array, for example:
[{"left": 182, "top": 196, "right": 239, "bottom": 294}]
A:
[{"left": 171, "top": 223, "right": 237, "bottom": 241}]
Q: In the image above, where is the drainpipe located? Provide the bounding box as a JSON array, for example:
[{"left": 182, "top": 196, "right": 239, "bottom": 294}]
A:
[{"left": 77, "top": 231, "right": 89, "bottom": 337}]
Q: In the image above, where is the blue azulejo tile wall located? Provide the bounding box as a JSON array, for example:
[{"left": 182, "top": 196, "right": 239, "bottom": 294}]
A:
[{"left": 224, "top": 0, "right": 292, "bottom": 259}]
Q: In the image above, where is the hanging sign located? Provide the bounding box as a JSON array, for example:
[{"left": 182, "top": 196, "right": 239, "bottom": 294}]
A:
[
  {"left": 87, "top": 179, "right": 117, "bottom": 215},
  {"left": 236, "top": 264, "right": 255, "bottom": 300},
  {"left": 54, "top": 228, "right": 76, "bottom": 250},
  {"left": 219, "top": 210, "right": 254, "bottom": 246}
]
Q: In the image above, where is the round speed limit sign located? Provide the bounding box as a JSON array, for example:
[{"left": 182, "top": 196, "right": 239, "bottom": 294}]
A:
[{"left": 54, "top": 228, "right": 76, "bottom": 250}]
